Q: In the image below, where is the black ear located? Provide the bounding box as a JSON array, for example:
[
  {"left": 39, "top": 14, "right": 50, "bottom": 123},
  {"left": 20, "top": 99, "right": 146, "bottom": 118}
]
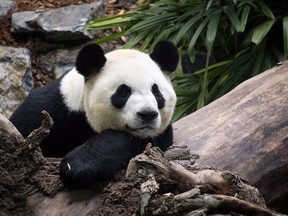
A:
[
  {"left": 76, "top": 44, "right": 107, "bottom": 77},
  {"left": 150, "top": 41, "right": 179, "bottom": 72}
]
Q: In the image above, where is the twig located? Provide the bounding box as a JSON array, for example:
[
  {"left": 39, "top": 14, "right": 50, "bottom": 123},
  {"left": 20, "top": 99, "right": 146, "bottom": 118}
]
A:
[{"left": 127, "top": 146, "right": 283, "bottom": 215}]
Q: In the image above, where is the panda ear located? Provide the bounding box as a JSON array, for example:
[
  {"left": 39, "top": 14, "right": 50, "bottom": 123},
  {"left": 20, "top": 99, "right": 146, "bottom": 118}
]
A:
[
  {"left": 150, "top": 41, "right": 179, "bottom": 72},
  {"left": 76, "top": 44, "right": 107, "bottom": 77}
]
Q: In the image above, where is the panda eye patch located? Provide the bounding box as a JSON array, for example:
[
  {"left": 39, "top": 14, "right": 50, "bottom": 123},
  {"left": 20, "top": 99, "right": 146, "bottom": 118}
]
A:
[
  {"left": 152, "top": 84, "right": 165, "bottom": 109},
  {"left": 118, "top": 84, "right": 131, "bottom": 97},
  {"left": 111, "top": 84, "right": 131, "bottom": 108}
]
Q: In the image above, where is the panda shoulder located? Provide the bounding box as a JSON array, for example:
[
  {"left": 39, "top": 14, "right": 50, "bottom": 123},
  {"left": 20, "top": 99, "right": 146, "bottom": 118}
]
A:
[{"left": 60, "top": 68, "right": 85, "bottom": 112}]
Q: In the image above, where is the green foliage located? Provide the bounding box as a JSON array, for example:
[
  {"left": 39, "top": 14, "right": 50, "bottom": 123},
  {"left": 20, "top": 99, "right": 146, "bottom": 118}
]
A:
[{"left": 88, "top": 0, "right": 288, "bottom": 121}]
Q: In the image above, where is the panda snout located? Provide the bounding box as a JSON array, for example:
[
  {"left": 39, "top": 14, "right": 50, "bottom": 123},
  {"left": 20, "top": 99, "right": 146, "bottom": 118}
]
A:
[{"left": 137, "top": 110, "right": 158, "bottom": 122}]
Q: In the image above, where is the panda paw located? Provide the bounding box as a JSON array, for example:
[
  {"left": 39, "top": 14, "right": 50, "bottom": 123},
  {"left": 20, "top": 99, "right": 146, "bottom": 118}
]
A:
[
  {"left": 60, "top": 154, "right": 97, "bottom": 188},
  {"left": 59, "top": 130, "right": 135, "bottom": 188}
]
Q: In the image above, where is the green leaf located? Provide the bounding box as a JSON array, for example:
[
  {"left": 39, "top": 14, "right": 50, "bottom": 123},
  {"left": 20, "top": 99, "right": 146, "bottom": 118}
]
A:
[
  {"left": 123, "top": 33, "right": 147, "bottom": 49},
  {"left": 251, "top": 19, "right": 275, "bottom": 45},
  {"left": 251, "top": 40, "right": 267, "bottom": 76},
  {"left": 197, "top": 87, "right": 208, "bottom": 109},
  {"left": 206, "top": 10, "right": 221, "bottom": 52},
  {"left": 139, "top": 29, "right": 158, "bottom": 51},
  {"left": 93, "top": 30, "right": 127, "bottom": 44},
  {"left": 128, "top": 13, "right": 177, "bottom": 33},
  {"left": 188, "top": 16, "right": 210, "bottom": 57},
  {"left": 205, "top": 0, "right": 213, "bottom": 11},
  {"left": 174, "top": 13, "right": 202, "bottom": 44},
  {"left": 283, "top": 16, "right": 288, "bottom": 59},
  {"left": 255, "top": 0, "right": 275, "bottom": 19},
  {"left": 239, "top": 5, "right": 250, "bottom": 32},
  {"left": 87, "top": 15, "right": 133, "bottom": 29},
  {"left": 223, "top": 5, "right": 241, "bottom": 32}
]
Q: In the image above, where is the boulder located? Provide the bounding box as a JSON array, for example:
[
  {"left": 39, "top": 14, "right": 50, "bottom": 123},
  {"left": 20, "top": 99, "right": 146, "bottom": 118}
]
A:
[
  {"left": 0, "top": 0, "right": 16, "bottom": 19},
  {"left": 11, "top": 1, "right": 105, "bottom": 41},
  {"left": 39, "top": 48, "right": 79, "bottom": 79},
  {"left": 0, "top": 46, "right": 32, "bottom": 118}
]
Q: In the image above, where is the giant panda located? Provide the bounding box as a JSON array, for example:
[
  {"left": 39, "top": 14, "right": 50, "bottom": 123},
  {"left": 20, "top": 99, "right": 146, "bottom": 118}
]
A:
[{"left": 10, "top": 41, "right": 179, "bottom": 188}]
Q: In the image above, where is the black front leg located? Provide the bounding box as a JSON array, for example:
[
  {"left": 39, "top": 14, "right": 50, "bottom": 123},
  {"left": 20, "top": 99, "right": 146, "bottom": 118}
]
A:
[
  {"left": 60, "top": 130, "right": 135, "bottom": 188},
  {"left": 150, "top": 124, "right": 173, "bottom": 151}
]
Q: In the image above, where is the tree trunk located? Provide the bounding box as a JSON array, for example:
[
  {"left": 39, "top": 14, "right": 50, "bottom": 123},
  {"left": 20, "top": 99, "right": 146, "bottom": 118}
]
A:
[
  {"left": 1, "top": 62, "right": 288, "bottom": 215},
  {"left": 173, "top": 62, "right": 288, "bottom": 212}
]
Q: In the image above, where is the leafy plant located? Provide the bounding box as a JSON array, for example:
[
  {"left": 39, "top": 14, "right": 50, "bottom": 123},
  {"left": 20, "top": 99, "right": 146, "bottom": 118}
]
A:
[{"left": 88, "top": 0, "right": 288, "bottom": 121}]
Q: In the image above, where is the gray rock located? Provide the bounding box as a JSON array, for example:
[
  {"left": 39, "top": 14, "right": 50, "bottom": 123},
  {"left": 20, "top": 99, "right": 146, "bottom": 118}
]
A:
[
  {"left": 11, "top": 11, "right": 40, "bottom": 32},
  {"left": 39, "top": 48, "right": 79, "bottom": 79},
  {"left": 0, "top": 46, "right": 33, "bottom": 118},
  {"left": 0, "top": 0, "right": 16, "bottom": 19},
  {"left": 11, "top": 1, "right": 105, "bottom": 41},
  {"left": 38, "top": 43, "right": 119, "bottom": 79}
]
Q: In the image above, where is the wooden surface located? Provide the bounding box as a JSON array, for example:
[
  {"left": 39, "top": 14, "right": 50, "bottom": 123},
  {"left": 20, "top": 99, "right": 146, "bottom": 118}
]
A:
[
  {"left": 173, "top": 62, "right": 288, "bottom": 210},
  {"left": 2, "top": 62, "right": 288, "bottom": 215}
]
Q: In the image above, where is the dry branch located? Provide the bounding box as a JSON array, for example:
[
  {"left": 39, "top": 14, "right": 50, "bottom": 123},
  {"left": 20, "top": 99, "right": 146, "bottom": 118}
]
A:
[
  {"left": 0, "top": 111, "right": 62, "bottom": 216},
  {"left": 1, "top": 63, "right": 287, "bottom": 215},
  {"left": 127, "top": 146, "right": 283, "bottom": 215}
]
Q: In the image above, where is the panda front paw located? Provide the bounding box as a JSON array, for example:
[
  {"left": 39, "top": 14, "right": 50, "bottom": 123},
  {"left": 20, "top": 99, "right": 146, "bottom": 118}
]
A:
[
  {"left": 60, "top": 154, "right": 97, "bottom": 188},
  {"left": 59, "top": 130, "right": 135, "bottom": 188}
]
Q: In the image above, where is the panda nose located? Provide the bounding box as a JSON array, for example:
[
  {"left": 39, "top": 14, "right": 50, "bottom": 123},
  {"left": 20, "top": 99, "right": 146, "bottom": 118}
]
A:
[{"left": 137, "top": 110, "right": 158, "bottom": 122}]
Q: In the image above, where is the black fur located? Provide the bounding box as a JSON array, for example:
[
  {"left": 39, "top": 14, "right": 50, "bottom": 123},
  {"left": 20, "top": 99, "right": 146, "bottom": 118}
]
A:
[
  {"left": 150, "top": 41, "right": 179, "bottom": 72},
  {"left": 152, "top": 83, "right": 165, "bottom": 109},
  {"left": 10, "top": 42, "right": 177, "bottom": 188},
  {"left": 9, "top": 77, "right": 96, "bottom": 157},
  {"left": 111, "top": 84, "right": 132, "bottom": 108},
  {"left": 60, "top": 125, "right": 173, "bottom": 188},
  {"left": 76, "top": 43, "right": 107, "bottom": 77}
]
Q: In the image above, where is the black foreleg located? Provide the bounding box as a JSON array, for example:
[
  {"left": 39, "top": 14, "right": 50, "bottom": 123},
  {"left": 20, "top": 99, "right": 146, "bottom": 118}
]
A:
[{"left": 60, "top": 130, "right": 134, "bottom": 188}]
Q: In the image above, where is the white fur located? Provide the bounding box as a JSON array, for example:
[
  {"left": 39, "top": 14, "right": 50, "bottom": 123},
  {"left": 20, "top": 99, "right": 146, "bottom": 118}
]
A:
[
  {"left": 60, "top": 68, "right": 85, "bottom": 112},
  {"left": 83, "top": 49, "right": 177, "bottom": 138}
]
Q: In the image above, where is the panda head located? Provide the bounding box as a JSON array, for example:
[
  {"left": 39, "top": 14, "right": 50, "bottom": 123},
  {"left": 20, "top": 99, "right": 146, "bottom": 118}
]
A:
[{"left": 73, "top": 41, "right": 178, "bottom": 138}]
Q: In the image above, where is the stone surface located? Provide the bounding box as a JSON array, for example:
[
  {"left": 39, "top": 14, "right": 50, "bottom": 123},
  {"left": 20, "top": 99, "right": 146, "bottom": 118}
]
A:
[
  {"left": 0, "top": 0, "right": 16, "bottom": 19},
  {"left": 39, "top": 48, "right": 79, "bottom": 79},
  {"left": 38, "top": 43, "right": 119, "bottom": 79},
  {"left": 11, "top": 1, "right": 105, "bottom": 41},
  {"left": 0, "top": 46, "right": 32, "bottom": 118}
]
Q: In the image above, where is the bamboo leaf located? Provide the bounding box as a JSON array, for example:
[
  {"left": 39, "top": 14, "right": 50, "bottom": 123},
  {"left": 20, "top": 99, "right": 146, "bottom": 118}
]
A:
[
  {"left": 223, "top": 5, "right": 241, "bottom": 32},
  {"left": 123, "top": 33, "right": 147, "bottom": 49},
  {"left": 251, "top": 40, "right": 267, "bottom": 76},
  {"left": 255, "top": 0, "right": 275, "bottom": 19},
  {"left": 93, "top": 30, "right": 127, "bottom": 44},
  {"left": 174, "top": 13, "right": 202, "bottom": 44},
  {"left": 251, "top": 19, "right": 275, "bottom": 45},
  {"left": 239, "top": 5, "right": 250, "bottom": 32},
  {"left": 206, "top": 10, "right": 221, "bottom": 52},
  {"left": 188, "top": 17, "right": 210, "bottom": 58},
  {"left": 139, "top": 29, "right": 158, "bottom": 51},
  {"left": 205, "top": 0, "right": 213, "bottom": 11},
  {"left": 87, "top": 16, "right": 134, "bottom": 29},
  {"left": 197, "top": 87, "right": 208, "bottom": 109},
  {"left": 128, "top": 13, "right": 177, "bottom": 33}
]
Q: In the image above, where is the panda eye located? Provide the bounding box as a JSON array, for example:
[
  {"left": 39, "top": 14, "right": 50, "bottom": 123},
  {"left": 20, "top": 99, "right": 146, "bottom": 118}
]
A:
[
  {"left": 117, "top": 84, "right": 131, "bottom": 97},
  {"left": 152, "top": 84, "right": 165, "bottom": 109},
  {"left": 111, "top": 84, "right": 131, "bottom": 109},
  {"left": 152, "top": 84, "right": 161, "bottom": 96}
]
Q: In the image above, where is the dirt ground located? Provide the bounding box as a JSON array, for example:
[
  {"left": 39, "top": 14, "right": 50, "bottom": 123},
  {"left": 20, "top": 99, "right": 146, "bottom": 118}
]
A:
[{"left": 0, "top": 0, "right": 131, "bottom": 87}]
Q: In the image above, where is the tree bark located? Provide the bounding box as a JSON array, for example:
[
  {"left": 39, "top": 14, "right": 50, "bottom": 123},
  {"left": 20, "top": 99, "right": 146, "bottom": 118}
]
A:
[
  {"left": 1, "top": 62, "right": 288, "bottom": 215},
  {"left": 173, "top": 62, "right": 288, "bottom": 212}
]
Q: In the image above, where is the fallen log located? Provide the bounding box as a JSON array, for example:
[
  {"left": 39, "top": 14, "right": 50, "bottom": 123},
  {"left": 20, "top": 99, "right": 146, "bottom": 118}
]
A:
[
  {"left": 0, "top": 111, "right": 62, "bottom": 216},
  {"left": 126, "top": 146, "right": 282, "bottom": 215},
  {"left": 173, "top": 62, "right": 288, "bottom": 213},
  {"left": 0, "top": 62, "right": 287, "bottom": 215}
]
